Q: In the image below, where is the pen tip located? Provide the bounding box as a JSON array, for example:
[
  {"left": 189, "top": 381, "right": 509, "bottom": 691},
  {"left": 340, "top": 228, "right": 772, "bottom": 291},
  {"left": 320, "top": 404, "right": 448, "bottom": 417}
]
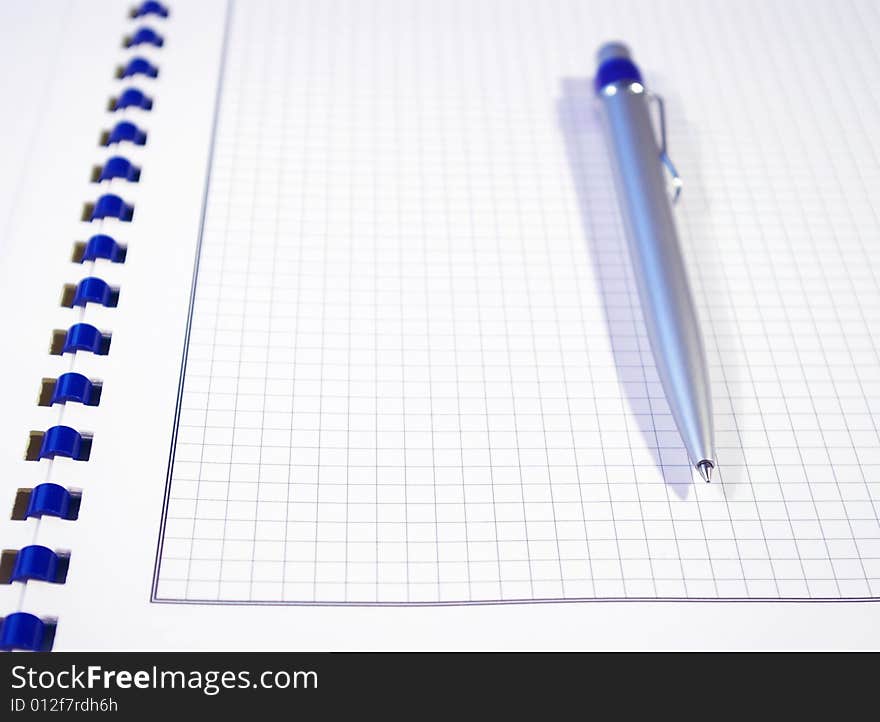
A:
[{"left": 696, "top": 460, "right": 715, "bottom": 483}]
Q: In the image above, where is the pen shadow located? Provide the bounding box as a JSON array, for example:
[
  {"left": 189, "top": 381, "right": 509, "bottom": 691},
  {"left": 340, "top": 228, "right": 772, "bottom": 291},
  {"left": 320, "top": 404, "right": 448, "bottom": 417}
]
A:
[{"left": 556, "top": 77, "right": 746, "bottom": 496}]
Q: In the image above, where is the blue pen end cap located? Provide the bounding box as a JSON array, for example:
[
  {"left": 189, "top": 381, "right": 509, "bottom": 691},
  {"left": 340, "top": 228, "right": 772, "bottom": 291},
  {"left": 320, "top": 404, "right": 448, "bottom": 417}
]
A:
[{"left": 594, "top": 42, "right": 642, "bottom": 94}]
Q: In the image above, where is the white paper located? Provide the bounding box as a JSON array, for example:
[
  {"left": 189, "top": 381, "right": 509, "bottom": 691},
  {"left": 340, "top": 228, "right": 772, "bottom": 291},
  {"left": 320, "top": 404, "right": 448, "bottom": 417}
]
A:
[{"left": 2, "top": 0, "right": 879, "bottom": 649}]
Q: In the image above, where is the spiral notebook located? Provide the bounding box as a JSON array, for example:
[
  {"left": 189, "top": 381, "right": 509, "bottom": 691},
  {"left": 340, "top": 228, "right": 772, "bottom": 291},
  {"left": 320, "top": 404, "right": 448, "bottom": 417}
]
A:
[{"left": 1, "top": 0, "right": 879, "bottom": 651}]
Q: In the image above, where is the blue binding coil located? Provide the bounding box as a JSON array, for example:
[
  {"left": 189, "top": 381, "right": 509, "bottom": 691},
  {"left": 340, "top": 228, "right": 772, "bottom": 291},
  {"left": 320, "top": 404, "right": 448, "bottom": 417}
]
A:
[
  {"left": 127, "top": 27, "right": 164, "bottom": 47},
  {"left": 104, "top": 121, "right": 147, "bottom": 146},
  {"left": 59, "top": 324, "right": 111, "bottom": 356},
  {"left": 79, "top": 234, "right": 127, "bottom": 263},
  {"left": 49, "top": 373, "right": 101, "bottom": 406},
  {"left": 113, "top": 88, "right": 153, "bottom": 111},
  {"left": 70, "top": 278, "right": 119, "bottom": 308},
  {"left": 133, "top": 1, "right": 170, "bottom": 18},
  {"left": 24, "top": 484, "right": 81, "bottom": 521},
  {"left": 10, "top": 0, "right": 165, "bottom": 661},
  {"left": 97, "top": 157, "right": 140, "bottom": 183},
  {"left": 70, "top": 278, "right": 119, "bottom": 307},
  {"left": 120, "top": 57, "right": 159, "bottom": 79},
  {"left": 36, "top": 426, "right": 91, "bottom": 462},
  {"left": 0, "top": 613, "right": 55, "bottom": 652},
  {"left": 9, "top": 546, "right": 68, "bottom": 584},
  {"left": 89, "top": 194, "right": 134, "bottom": 222}
]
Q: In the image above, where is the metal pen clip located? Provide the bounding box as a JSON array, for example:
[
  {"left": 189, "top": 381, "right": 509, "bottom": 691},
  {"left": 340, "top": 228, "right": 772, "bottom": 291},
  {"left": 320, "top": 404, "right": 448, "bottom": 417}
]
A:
[{"left": 648, "top": 92, "right": 682, "bottom": 203}]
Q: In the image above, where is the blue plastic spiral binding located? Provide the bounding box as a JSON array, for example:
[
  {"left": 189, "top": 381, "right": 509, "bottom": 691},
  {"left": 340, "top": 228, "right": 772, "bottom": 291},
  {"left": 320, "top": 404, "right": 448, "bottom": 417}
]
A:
[
  {"left": 96, "top": 157, "right": 141, "bottom": 183},
  {"left": 35, "top": 426, "right": 92, "bottom": 462},
  {"left": 8, "top": 546, "right": 69, "bottom": 585},
  {"left": 69, "top": 277, "right": 119, "bottom": 308},
  {"left": 104, "top": 121, "right": 147, "bottom": 146},
  {"left": 6, "top": 1, "right": 171, "bottom": 654},
  {"left": 48, "top": 373, "right": 102, "bottom": 406},
  {"left": 23, "top": 484, "right": 82, "bottom": 521},
  {"left": 133, "top": 1, "right": 170, "bottom": 18},
  {"left": 79, "top": 234, "right": 127, "bottom": 263},
  {"left": 58, "top": 324, "right": 112, "bottom": 356},
  {"left": 113, "top": 87, "right": 153, "bottom": 111},
  {"left": 89, "top": 194, "right": 134, "bottom": 222},
  {"left": 0, "top": 613, "right": 55, "bottom": 652},
  {"left": 121, "top": 57, "right": 159, "bottom": 79},
  {"left": 127, "top": 27, "right": 164, "bottom": 47}
]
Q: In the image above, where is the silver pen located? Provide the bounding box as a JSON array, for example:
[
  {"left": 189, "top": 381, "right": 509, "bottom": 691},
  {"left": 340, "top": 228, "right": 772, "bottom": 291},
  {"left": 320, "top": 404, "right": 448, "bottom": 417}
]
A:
[{"left": 594, "top": 42, "right": 716, "bottom": 482}]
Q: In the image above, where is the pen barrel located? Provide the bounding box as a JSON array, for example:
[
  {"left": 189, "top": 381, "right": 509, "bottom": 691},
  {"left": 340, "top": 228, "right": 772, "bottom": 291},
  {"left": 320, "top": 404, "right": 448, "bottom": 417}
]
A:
[{"left": 598, "top": 84, "right": 715, "bottom": 467}]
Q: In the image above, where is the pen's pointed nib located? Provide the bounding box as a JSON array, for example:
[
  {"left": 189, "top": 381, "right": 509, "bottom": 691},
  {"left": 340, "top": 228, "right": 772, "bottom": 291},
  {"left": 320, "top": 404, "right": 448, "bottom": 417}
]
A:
[{"left": 696, "top": 460, "right": 715, "bottom": 483}]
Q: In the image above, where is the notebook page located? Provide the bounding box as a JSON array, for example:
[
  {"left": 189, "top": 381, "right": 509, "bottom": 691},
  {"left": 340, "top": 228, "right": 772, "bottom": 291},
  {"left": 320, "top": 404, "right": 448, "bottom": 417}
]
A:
[
  {"left": 145, "top": 0, "right": 880, "bottom": 605},
  {"left": 2, "top": 0, "right": 875, "bottom": 651}
]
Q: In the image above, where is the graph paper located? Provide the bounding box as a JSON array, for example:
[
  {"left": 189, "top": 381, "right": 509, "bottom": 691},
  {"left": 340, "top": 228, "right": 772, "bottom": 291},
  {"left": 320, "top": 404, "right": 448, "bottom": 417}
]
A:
[{"left": 153, "top": 0, "right": 880, "bottom": 604}]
